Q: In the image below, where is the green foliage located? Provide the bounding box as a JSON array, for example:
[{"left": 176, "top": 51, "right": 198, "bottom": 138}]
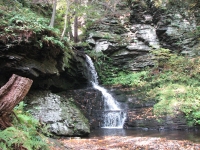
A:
[
  {"left": 148, "top": 54, "right": 200, "bottom": 126},
  {"left": 106, "top": 47, "right": 200, "bottom": 126},
  {"left": 1, "top": 6, "right": 51, "bottom": 34},
  {"left": 0, "top": 102, "right": 50, "bottom": 150},
  {"left": 55, "top": 0, "right": 103, "bottom": 41},
  {"left": 151, "top": 48, "right": 171, "bottom": 57},
  {"left": 87, "top": 51, "right": 123, "bottom": 83},
  {"left": 104, "top": 71, "right": 148, "bottom": 87},
  {"left": 43, "top": 36, "right": 65, "bottom": 49},
  {"left": 0, "top": 127, "right": 49, "bottom": 150},
  {"left": 0, "top": 1, "right": 72, "bottom": 69},
  {"left": 151, "top": 48, "right": 172, "bottom": 67},
  {"left": 0, "top": 1, "right": 62, "bottom": 47}
]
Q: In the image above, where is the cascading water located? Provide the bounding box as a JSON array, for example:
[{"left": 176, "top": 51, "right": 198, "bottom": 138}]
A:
[{"left": 86, "top": 55, "right": 126, "bottom": 128}]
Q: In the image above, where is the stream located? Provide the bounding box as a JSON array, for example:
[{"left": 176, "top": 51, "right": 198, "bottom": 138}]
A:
[
  {"left": 52, "top": 129, "right": 200, "bottom": 150},
  {"left": 89, "top": 128, "right": 200, "bottom": 143}
]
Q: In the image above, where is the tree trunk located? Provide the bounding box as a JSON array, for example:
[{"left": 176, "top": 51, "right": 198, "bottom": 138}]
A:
[
  {"left": 0, "top": 74, "right": 33, "bottom": 129},
  {"left": 68, "top": 16, "right": 74, "bottom": 40},
  {"left": 74, "top": 15, "right": 79, "bottom": 43},
  {"left": 61, "top": 0, "right": 70, "bottom": 40},
  {"left": 49, "top": 0, "right": 57, "bottom": 27},
  {"left": 73, "top": 0, "right": 79, "bottom": 43}
]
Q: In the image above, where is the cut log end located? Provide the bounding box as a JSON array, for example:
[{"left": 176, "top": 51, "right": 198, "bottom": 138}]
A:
[{"left": 0, "top": 74, "right": 33, "bottom": 129}]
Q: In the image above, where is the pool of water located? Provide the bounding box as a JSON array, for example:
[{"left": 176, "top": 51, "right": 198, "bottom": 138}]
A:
[{"left": 88, "top": 128, "right": 200, "bottom": 143}]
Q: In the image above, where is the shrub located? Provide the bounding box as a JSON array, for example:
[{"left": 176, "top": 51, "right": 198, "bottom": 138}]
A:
[{"left": 104, "top": 71, "right": 148, "bottom": 87}]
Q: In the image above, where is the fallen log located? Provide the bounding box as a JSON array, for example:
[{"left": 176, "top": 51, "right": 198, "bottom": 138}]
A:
[{"left": 0, "top": 74, "right": 33, "bottom": 129}]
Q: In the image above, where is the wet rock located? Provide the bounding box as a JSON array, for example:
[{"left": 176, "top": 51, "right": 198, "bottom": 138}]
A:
[
  {"left": 65, "top": 88, "right": 104, "bottom": 129},
  {"left": 24, "top": 90, "right": 90, "bottom": 136},
  {"left": 126, "top": 107, "right": 189, "bottom": 130},
  {"left": 110, "top": 90, "right": 128, "bottom": 103}
]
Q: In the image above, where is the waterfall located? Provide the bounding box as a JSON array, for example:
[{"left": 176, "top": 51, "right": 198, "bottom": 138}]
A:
[
  {"left": 85, "top": 55, "right": 99, "bottom": 85},
  {"left": 86, "top": 55, "right": 126, "bottom": 128}
]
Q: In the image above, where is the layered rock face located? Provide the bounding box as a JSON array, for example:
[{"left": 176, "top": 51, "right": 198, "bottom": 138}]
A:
[
  {"left": 86, "top": 2, "right": 155, "bottom": 71},
  {"left": 0, "top": 38, "right": 89, "bottom": 91},
  {"left": 86, "top": 0, "right": 199, "bottom": 71}
]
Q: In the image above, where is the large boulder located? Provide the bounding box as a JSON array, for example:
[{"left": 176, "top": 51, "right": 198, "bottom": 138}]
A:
[{"left": 24, "top": 91, "right": 90, "bottom": 136}]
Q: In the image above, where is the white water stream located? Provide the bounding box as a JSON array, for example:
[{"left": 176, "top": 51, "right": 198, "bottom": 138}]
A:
[{"left": 86, "top": 55, "right": 126, "bottom": 128}]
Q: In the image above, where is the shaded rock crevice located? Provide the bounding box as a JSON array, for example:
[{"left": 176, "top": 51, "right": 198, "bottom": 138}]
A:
[
  {"left": 65, "top": 88, "right": 104, "bottom": 129},
  {"left": 0, "top": 39, "right": 89, "bottom": 91}
]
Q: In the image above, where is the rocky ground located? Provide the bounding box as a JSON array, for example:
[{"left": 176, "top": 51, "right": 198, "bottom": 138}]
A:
[{"left": 49, "top": 136, "right": 200, "bottom": 150}]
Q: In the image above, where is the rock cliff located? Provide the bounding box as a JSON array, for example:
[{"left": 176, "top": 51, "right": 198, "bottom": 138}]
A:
[{"left": 86, "top": 0, "right": 199, "bottom": 72}]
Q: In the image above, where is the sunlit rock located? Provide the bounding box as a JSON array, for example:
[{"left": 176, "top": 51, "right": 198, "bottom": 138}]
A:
[{"left": 24, "top": 91, "right": 90, "bottom": 136}]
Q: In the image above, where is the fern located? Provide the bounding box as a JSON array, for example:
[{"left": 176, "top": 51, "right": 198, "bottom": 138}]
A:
[
  {"left": 0, "top": 102, "right": 50, "bottom": 150},
  {"left": 105, "top": 71, "right": 148, "bottom": 87},
  {"left": 0, "top": 127, "right": 49, "bottom": 150},
  {"left": 43, "top": 36, "right": 65, "bottom": 49}
]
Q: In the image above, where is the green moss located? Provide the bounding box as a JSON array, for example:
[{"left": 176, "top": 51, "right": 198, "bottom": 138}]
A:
[
  {"left": 68, "top": 98, "right": 89, "bottom": 125},
  {"left": 90, "top": 31, "right": 122, "bottom": 42}
]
